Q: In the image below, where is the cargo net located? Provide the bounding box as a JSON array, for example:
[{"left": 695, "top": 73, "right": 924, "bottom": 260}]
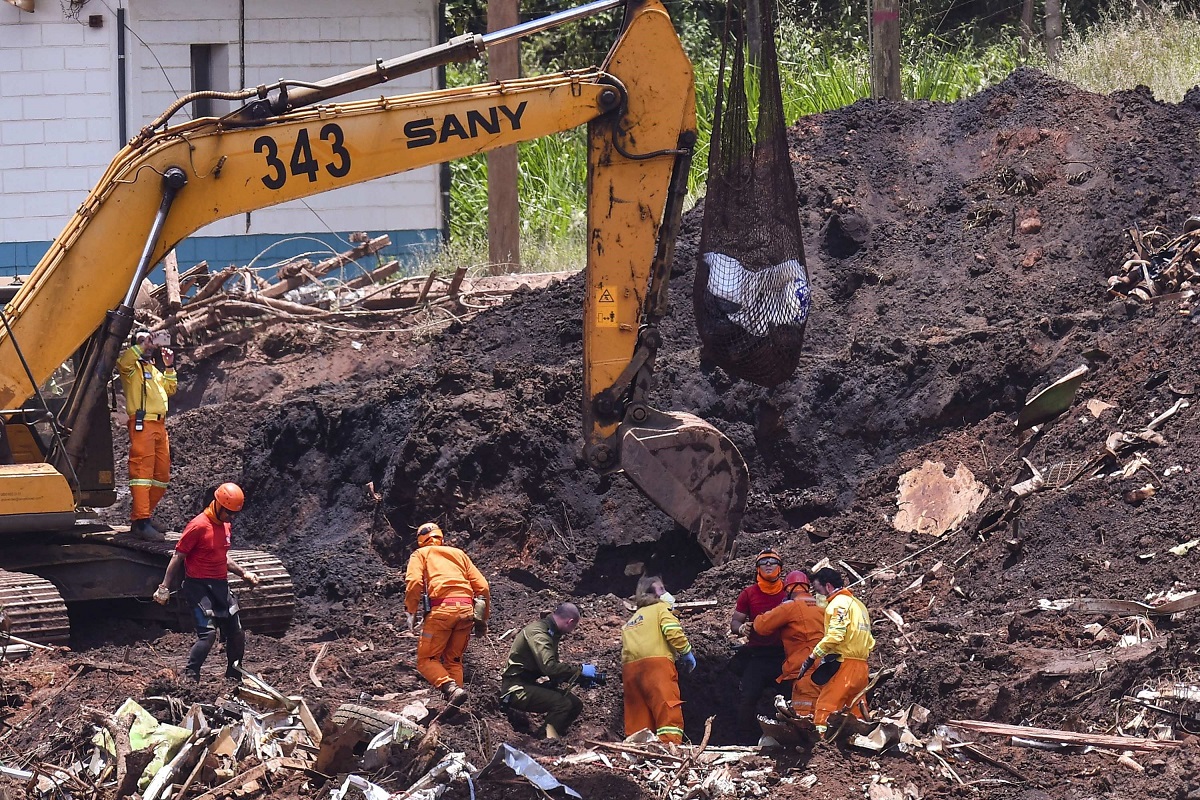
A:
[{"left": 695, "top": 0, "right": 809, "bottom": 388}]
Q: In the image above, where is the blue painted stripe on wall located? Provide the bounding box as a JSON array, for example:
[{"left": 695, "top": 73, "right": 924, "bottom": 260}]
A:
[{"left": 0, "top": 230, "right": 441, "bottom": 279}]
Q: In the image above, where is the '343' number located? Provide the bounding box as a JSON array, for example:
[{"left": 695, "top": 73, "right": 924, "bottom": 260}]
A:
[{"left": 254, "top": 123, "right": 351, "bottom": 190}]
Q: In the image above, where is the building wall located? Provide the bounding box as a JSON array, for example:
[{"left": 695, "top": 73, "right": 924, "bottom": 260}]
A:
[
  {"left": 0, "top": 7, "right": 116, "bottom": 270},
  {"left": 0, "top": 0, "right": 442, "bottom": 275}
]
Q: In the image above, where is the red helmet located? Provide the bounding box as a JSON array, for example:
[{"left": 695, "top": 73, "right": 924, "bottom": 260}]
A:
[
  {"left": 784, "top": 570, "right": 809, "bottom": 588},
  {"left": 214, "top": 482, "right": 245, "bottom": 512},
  {"left": 417, "top": 522, "right": 444, "bottom": 546}
]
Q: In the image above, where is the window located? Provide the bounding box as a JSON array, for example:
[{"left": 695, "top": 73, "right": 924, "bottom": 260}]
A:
[{"left": 190, "top": 44, "right": 230, "bottom": 119}]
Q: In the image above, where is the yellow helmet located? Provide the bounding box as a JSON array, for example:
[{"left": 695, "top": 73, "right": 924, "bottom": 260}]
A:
[{"left": 417, "top": 522, "right": 443, "bottom": 546}]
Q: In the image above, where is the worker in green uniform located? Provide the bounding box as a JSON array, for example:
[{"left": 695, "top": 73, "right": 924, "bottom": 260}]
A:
[{"left": 499, "top": 602, "right": 600, "bottom": 739}]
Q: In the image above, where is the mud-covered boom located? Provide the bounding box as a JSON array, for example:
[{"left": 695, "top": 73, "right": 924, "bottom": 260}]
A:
[{"left": 0, "top": 0, "right": 748, "bottom": 562}]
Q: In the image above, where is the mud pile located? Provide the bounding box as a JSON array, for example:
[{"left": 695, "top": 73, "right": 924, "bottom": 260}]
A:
[{"left": 14, "top": 69, "right": 1200, "bottom": 797}]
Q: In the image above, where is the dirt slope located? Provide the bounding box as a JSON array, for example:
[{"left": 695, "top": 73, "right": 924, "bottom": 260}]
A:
[{"left": 9, "top": 69, "right": 1200, "bottom": 798}]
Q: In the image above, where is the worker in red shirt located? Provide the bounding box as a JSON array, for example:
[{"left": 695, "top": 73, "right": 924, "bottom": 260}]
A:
[
  {"left": 154, "top": 483, "right": 260, "bottom": 681},
  {"left": 742, "top": 570, "right": 825, "bottom": 718},
  {"left": 728, "top": 548, "right": 790, "bottom": 741}
]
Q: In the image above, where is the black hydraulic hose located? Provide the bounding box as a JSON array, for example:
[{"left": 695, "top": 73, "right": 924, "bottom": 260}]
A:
[{"left": 0, "top": 308, "right": 81, "bottom": 500}]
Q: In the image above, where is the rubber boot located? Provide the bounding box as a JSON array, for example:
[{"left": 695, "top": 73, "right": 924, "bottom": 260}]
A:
[
  {"left": 544, "top": 723, "right": 561, "bottom": 740},
  {"left": 442, "top": 680, "right": 468, "bottom": 707},
  {"left": 131, "top": 519, "right": 166, "bottom": 542}
]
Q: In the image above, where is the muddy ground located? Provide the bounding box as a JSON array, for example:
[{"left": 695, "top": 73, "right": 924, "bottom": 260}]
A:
[{"left": 6, "top": 69, "right": 1200, "bottom": 798}]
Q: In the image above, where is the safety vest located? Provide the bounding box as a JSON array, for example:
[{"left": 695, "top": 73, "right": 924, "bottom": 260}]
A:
[
  {"left": 812, "top": 588, "right": 875, "bottom": 661},
  {"left": 621, "top": 601, "right": 691, "bottom": 664}
]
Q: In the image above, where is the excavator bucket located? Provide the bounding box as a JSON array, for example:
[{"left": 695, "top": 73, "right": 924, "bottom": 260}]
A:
[{"left": 617, "top": 406, "right": 749, "bottom": 564}]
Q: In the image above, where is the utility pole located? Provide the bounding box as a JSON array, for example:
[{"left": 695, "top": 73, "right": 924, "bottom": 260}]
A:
[
  {"left": 487, "top": 0, "right": 520, "bottom": 274},
  {"left": 870, "top": 0, "right": 901, "bottom": 101}
]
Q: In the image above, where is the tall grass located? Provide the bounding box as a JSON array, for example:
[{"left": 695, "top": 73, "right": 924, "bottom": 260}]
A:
[
  {"left": 1049, "top": 2, "right": 1200, "bottom": 102},
  {"left": 443, "top": 29, "right": 1030, "bottom": 270}
]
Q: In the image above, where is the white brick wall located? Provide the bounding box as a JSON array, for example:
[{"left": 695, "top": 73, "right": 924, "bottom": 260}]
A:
[
  {"left": 0, "top": 6, "right": 113, "bottom": 245},
  {"left": 126, "top": 0, "right": 441, "bottom": 240},
  {"left": 2, "top": 0, "right": 440, "bottom": 256}
]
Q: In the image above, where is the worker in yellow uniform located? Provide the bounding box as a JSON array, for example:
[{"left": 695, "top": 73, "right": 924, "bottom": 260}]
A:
[
  {"left": 620, "top": 576, "right": 696, "bottom": 743},
  {"left": 117, "top": 330, "right": 177, "bottom": 541},
  {"left": 742, "top": 570, "right": 825, "bottom": 718},
  {"left": 404, "top": 522, "right": 490, "bottom": 706},
  {"left": 798, "top": 567, "right": 876, "bottom": 734}
]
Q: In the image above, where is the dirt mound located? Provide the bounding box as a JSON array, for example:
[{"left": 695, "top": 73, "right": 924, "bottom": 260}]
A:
[{"left": 15, "top": 69, "right": 1200, "bottom": 797}]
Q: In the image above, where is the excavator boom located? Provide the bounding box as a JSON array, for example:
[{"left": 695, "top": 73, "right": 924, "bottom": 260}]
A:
[{"left": 0, "top": 0, "right": 748, "bottom": 591}]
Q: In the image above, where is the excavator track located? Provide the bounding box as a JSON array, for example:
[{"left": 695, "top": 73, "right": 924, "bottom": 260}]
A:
[
  {"left": 0, "top": 569, "right": 71, "bottom": 646},
  {"left": 109, "top": 534, "right": 295, "bottom": 637}
]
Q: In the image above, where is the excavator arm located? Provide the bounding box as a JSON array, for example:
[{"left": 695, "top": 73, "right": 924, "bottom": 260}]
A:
[{"left": 0, "top": 0, "right": 748, "bottom": 562}]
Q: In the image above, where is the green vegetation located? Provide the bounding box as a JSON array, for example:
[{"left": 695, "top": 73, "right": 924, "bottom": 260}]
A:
[
  {"left": 439, "top": 1, "right": 1200, "bottom": 272},
  {"left": 445, "top": 29, "right": 1029, "bottom": 265},
  {"left": 1049, "top": 2, "right": 1200, "bottom": 102}
]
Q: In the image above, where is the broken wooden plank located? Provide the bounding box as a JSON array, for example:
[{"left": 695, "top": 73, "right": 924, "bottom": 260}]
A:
[
  {"left": 261, "top": 234, "right": 390, "bottom": 299},
  {"left": 190, "top": 267, "right": 237, "bottom": 304},
  {"left": 309, "top": 642, "right": 329, "bottom": 688},
  {"left": 189, "top": 757, "right": 310, "bottom": 800},
  {"left": 152, "top": 262, "right": 208, "bottom": 301},
  {"left": 342, "top": 261, "right": 400, "bottom": 291},
  {"left": 948, "top": 719, "right": 1179, "bottom": 751},
  {"left": 416, "top": 271, "right": 440, "bottom": 304},
  {"left": 447, "top": 266, "right": 467, "bottom": 297},
  {"left": 1040, "top": 593, "right": 1200, "bottom": 617},
  {"left": 162, "top": 250, "right": 182, "bottom": 311},
  {"left": 582, "top": 740, "right": 686, "bottom": 763}
]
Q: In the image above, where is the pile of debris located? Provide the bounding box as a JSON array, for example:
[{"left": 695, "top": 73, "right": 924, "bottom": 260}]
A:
[
  {"left": 0, "top": 662, "right": 592, "bottom": 800},
  {"left": 131, "top": 233, "right": 572, "bottom": 354},
  {"left": 1107, "top": 216, "right": 1200, "bottom": 303}
]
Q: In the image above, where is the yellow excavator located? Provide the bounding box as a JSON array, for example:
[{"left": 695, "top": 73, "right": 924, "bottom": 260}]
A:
[{"left": 0, "top": 0, "right": 749, "bottom": 645}]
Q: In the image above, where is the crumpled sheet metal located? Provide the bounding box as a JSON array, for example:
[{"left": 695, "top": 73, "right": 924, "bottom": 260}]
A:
[{"left": 483, "top": 744, "right": 581, "bottom": 798}]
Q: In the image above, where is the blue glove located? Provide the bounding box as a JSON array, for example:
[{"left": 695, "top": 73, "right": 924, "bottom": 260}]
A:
[
  {"left": 581, "top": 664, "right": 597, "bottom": 679},
  {"left": 678, "top": 652, "right": 697, "bottom": 674}
]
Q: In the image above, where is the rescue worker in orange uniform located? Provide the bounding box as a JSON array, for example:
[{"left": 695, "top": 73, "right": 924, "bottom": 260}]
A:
[
  {"left": 620, "top": 576, "right": 697, "bottom": 743},
  {"left": 743, "top": 570, "right": 825, "bottom": 718},
  {"left": 117, "top": 330, "right": 177, "bottom": 541},
  {"left": 729, "top": 548, "right": 790, "bottom": 741},
  {"left": 153, "top": 482, "right": 260, "bottom": 681},
  {"left": 798, "top": 567, "right": 876, "bottom": 734},
  {"left": 404, "top": 522, "right": 490, "bottom": 706}
]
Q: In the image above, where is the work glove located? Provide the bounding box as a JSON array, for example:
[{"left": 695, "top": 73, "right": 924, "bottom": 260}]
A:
[
  {"left": 473, "top": 619, "right": 488, "bottom": 637},
  {"left": 797, "top": 655, "right": 816, "bottom": 679},
  {"left": 404, "top": 612, "right": 416, "bottom": 632},
  {"left": 241, "top": 570, "right": 260, "bottom": 586},
  {"left": 161, "top": 347, "right": 175, "bottom": 367},
  {"left": 581, "top": 664, "right": 597, "bottom": 680},
  {"left": 678, "top": 652, "right": 697, "bottom": 674},
  {"left": 152, "top": 585, "right": 170, "bottom": 606},
  {"left": 738, "top": 621, "right": 753, "bottom": 637}
]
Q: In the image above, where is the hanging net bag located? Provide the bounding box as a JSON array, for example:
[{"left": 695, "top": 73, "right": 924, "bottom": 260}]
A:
[{"left": 695, "top": 0, "right": 810, "bottom": 388}]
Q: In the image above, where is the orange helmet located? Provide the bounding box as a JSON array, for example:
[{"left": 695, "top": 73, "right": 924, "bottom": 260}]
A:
[
  {"left": 214, "top": 482, "right": 245, "bottom": 512},
  {"left": 417, "top": 522, "right": 444, "bottom": 546}
]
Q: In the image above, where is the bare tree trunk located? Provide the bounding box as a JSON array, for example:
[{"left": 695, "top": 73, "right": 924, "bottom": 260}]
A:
[
  {"left": 870, "top": 0, "right": 901, "bottom": 101},
  {"left": 1044, "top": 0, "right": 1063, "bottom": 62},
  {"left": 487, "top": 0, "right": 520, "bottom": 275},
  {"left": 744, "top": 0, "right": 762, "bottom": 67},
  {"left": 1020, "top": 0, "right": 1036, "bottom": 57}
]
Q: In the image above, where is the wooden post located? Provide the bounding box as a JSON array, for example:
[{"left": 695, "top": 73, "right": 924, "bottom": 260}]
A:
[
  {"left": 870, "top": 0, "right": 901, "bottom": 101},
  {"left": 1044, "top": 0, "right": 1063, "bottom": 61},
  {"left": 162, "top": 249, "right": 182, "bottom": 311},
  {"left": 487, "top": 0, "right": 520, "bottom": 275},
  {"left": 1020, "top": 0, "right": 1035, "bottom": 57}
]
